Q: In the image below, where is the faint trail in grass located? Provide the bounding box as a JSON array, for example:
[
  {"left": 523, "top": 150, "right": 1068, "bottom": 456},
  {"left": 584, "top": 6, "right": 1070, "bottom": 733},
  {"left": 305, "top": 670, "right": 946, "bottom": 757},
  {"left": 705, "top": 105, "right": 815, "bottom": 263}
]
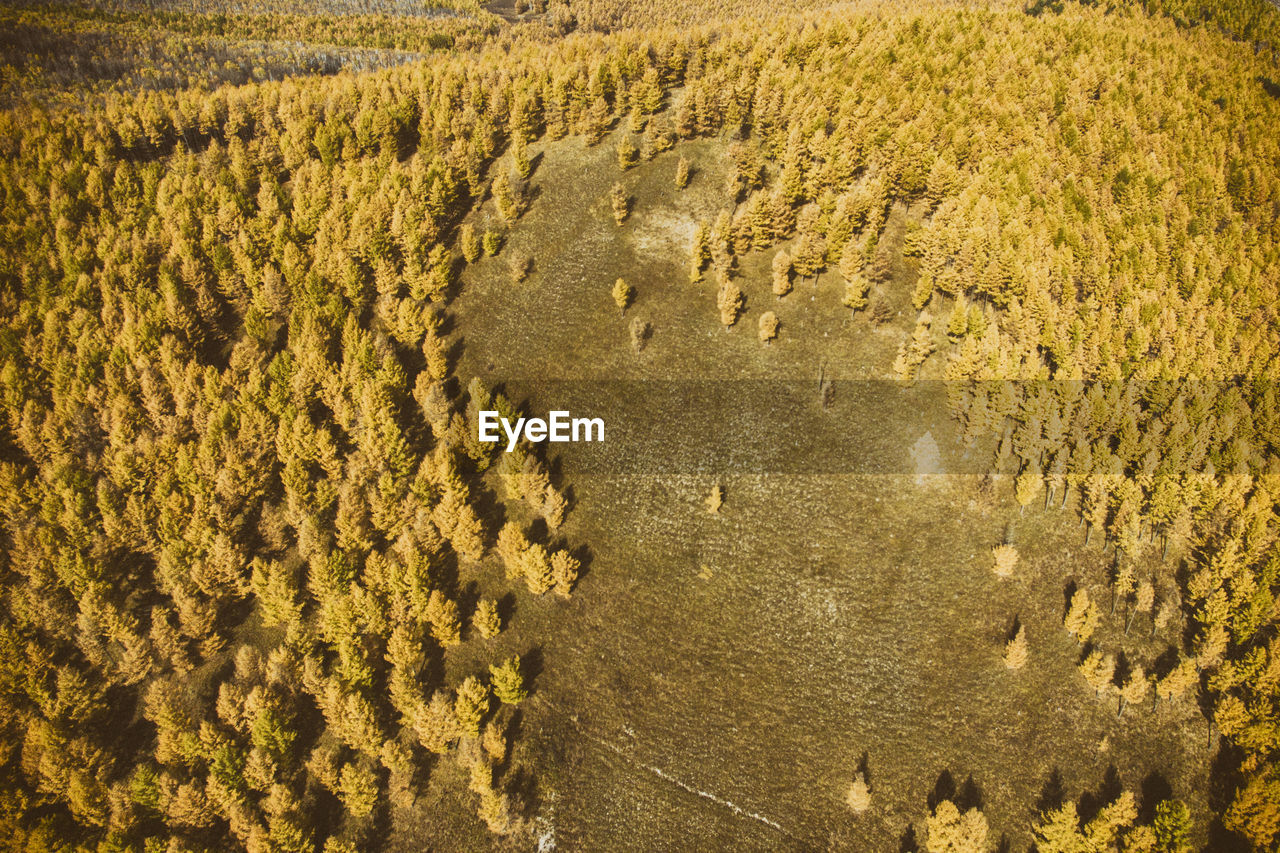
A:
[{"left": 576, "top": 725, "right": 795, "bottom": 838}]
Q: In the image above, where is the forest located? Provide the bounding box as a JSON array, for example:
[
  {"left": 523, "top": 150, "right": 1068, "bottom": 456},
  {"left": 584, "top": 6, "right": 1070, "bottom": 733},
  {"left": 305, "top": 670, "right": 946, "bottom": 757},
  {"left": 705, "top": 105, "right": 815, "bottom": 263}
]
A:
[{"left": 0, "top": 0, "right": 1279, "bottom": 849}]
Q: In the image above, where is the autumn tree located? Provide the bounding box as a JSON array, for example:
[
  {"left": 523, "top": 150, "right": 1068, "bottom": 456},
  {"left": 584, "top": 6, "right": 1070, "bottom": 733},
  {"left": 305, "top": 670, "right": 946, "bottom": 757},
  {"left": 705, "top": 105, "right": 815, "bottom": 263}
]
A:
[
  {"left": 612, "top": 278, "right": 633, "bottom": 314},
  {"left": 758, "top": 311, "right": 779, "bottom": 343},
  {"left": 611, "top": 182, "right": 630, "bottom": 225},
  {"left": 1003, "top": 624, "right": 1028, "bottom": 670},
  {"left": 926, "top": 799, "right": 989, "bottom": 853},
  {"left": 489, "top": 656, "right": 527, "bottom": 705}
]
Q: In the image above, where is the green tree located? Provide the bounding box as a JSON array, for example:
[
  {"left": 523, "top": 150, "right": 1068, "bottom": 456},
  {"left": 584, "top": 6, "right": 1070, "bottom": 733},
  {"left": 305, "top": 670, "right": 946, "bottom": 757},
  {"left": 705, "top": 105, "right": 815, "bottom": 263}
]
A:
[{"left": 489, "top": 656, "right": 527, "bottom": 705}]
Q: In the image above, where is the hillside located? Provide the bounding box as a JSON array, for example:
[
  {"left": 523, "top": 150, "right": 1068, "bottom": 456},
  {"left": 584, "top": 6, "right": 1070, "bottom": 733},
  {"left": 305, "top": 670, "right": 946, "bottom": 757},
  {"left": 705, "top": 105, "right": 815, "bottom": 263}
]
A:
[{"left": 1, "top": 0, "right": 1280, "bottom": 851}]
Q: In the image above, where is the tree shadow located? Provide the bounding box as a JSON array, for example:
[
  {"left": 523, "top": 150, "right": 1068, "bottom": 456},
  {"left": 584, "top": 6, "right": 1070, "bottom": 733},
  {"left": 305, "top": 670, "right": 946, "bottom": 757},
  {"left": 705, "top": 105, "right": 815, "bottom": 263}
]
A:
[
  {"left": 1137, "top": 770, "right": 1173, "bottom": 825},
  {"left": 1063, "top": 580, "right": 1078, "bottom": 618},
  {"left": 527, "top": 150, "right": 545, "bottom": 179},
  {"left": 458, "top": 580, "right": 481, "bottom": 637},
  {"left": 956, "top": 775, "right": 984, "bottom": 812},
  {"left": 520, "top": 645, "right": 545, "bottom": 696},
  {"left": 899, "top": 824, "right": 919, "bottom": 853},
  {"left": 420, "top": 642, "right": 446, "bottom": 695},
  {"left": 505, "top": 762, "right": 540, "bottom": 822},
  {"left": 468, "top": 480, "right": 508, "bottom": 550},
  {"left": 1151, "top": 644, "right": 1181, "bottom": 680},
  {"left": 1078, "top": 765, "right": 1122, "bottom": 825},
  {"left": 1112, "top": 650, "right": 1133, "bottom": 691},
  {"left": 494, "top": 707, "right": 524, "bottom": 777},
  {"left": 497, "top": 591, "right": 518, "bottom": 628},
  {"left": 858, "top": 751, "right": 872, "bottom": 788},
  {"left": 568, "top": 541, "right": 595, "bottom": 587},
  {"left": 1036, "top": 767, "right": 1066, "bottom": 815},
  {"left": 928, "top": 770, "right": 956, "bottom": 811}
]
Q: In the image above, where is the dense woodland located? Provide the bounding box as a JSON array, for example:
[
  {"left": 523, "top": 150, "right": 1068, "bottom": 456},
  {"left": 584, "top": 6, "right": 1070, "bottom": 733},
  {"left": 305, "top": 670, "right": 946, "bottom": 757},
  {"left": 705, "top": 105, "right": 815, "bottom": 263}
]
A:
[{"left": 1, "top": 0, "right": 1279, "bottom": 849}]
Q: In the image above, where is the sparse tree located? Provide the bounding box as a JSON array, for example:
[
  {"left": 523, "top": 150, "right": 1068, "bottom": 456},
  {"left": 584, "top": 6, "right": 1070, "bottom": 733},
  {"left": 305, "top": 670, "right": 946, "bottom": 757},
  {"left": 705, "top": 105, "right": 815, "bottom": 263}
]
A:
[
  {"left": 1064, "top": 588, "right": 1099, "bottom": 644},
  {"left": 846, "top": 772, "right": 871, "bottom": 813},
  {"left": 1128, "top": 580, "right": 1154, "bottom": 635},
  {"left": 758, "top": 311, "right": 779, "bottom": 343},
  {"left": 1117, "top": 665, "right": 1149, "bottom": 717},
  {"left": 611, "top": 182, "right": 630, "bottom": 225},
  {"left": 675, "top": 156, "right": 691, "bottom": 189},
  {"left": 1004, "top": 624, "right": 1028, "bottom": 670},
  {"left": 706, "top": 483, "right": 723, "bottom": 514},
  {"left": 617, "top": 137, "right": 639, "bottom": 170},
  {"left": 991, "top": 544, "right": 1018, "bottom": 579},
  {"left": 1079, "top": 650, "right": 1116, "bottom": 698},
  {"left": 612, "top": 278, "right": 633, "bottom": 314},
  {"left": 717, "top": 279, "right": 744, "bottom": 327},
  {"left": 454, "top": 677, "right": 491, "bottom": 739}
]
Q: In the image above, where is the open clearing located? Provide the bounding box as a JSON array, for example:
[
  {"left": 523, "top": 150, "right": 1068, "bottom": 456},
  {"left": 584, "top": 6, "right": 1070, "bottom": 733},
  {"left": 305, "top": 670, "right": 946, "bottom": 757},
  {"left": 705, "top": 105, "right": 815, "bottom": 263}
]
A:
[{"left": 391, "top": 125, "right": 1217, "bottom": 849}]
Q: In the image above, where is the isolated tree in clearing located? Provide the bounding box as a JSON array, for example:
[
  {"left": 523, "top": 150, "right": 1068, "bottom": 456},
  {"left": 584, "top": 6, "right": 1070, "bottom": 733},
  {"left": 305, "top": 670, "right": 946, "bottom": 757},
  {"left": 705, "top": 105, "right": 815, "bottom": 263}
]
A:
[
  {"left": 611, "top": 182, "right": 630, "bottom": 224},
  {"left": 1003, "top": 624, "right": 1028, "bottom": 670},
  {"left": 612, "top": 278, "right": 634, "bottom": 314},
  {"left": 758, "top": 311, "right": 779, "bottom": 343},
  {"left": 991, "top": 544, "right": 1017, "bottom": 579},
  {"left": 706, "top": 483, "right": 723, "bottom": 514},
  {"left": 846, "top": 772, "right": 872, "bottom": 813}
]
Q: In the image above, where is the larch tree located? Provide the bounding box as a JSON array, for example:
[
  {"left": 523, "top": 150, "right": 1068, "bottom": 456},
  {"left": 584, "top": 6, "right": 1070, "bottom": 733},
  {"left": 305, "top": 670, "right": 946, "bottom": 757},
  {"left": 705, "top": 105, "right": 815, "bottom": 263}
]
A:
[
  {"left": 611, "top": 182, "right": 630, "bottom": 225},
  {"left": 1064, "top": 588, "right": 1099, "bottom": 644},
  {"left": 717, "top": 278, "right": 744, "bottom": 327},
  {"left": 772, "top": 249, "right": 793, "bottom": 297},
  {"left": 758, "top": 311, "right": 779, "bottom": 344},
  {"left": 551, "top": 550, "right": 580, "bottom": 598},
  {"left": 612, "top": 278, "right": 633, "bottom": 314},
  {"left": 489, "top": 656, "right": 527, "bottom": 705},
  {"left": 846, "top": 772, "right": 871, "bottom": 813},
  {"left": 706, "top": 483, "right": 724, "bottom": 514},
  {"left": 925, "top": 799, "right": 989, "bottom": 853},
  {"left": 1117, "top": 665, "right": 1149, "bottom": 717},
  {"left": 1003, "top": 624, "right": 1028, "bottom": 670},
  {"left": 991, "top": 544, "right": 1018, "bottom": 579},
  {"left": 474, "top": 599, "right": 502, "bottom": 639}
]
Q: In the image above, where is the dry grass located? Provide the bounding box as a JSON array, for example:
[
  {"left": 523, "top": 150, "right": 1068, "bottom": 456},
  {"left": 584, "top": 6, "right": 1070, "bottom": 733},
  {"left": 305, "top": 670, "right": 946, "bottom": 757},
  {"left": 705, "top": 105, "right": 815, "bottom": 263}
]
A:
[{"left": 419, "top": 123, "right": 1214, "bottom": 849}]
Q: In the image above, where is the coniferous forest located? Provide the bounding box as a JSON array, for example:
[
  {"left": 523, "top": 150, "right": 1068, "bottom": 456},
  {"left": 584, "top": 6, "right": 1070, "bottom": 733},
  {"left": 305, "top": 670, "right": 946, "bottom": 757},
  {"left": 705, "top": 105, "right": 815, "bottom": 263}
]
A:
[{"left": 1, "top": 0, "right": 1280, "bottom": 849}]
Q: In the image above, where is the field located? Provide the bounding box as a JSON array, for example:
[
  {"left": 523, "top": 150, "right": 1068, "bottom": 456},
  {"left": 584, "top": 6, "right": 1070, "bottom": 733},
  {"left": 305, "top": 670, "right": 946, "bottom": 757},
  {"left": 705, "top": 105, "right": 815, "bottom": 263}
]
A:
[{"left": 406, "top": 125, "right": 1218, "bottom": 850}]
